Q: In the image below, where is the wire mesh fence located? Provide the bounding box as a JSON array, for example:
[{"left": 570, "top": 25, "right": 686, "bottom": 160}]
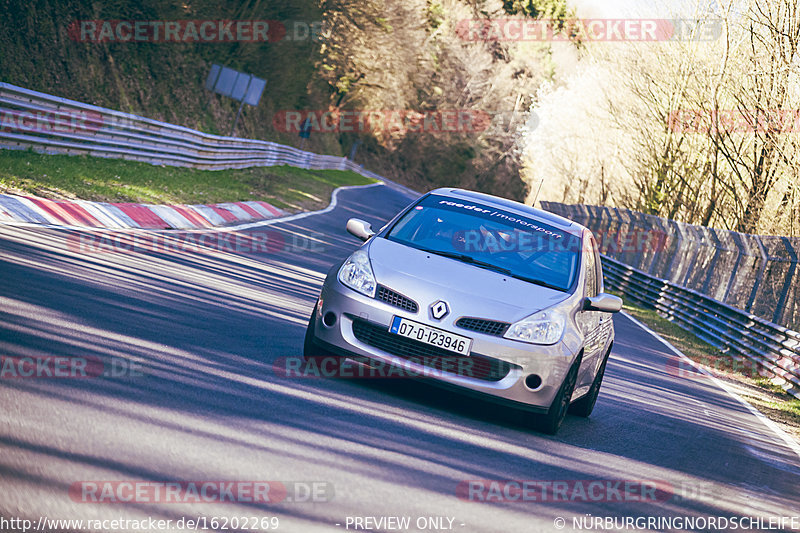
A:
[{"left": 541, "top": 202, "right": 800, "bottom": 331}]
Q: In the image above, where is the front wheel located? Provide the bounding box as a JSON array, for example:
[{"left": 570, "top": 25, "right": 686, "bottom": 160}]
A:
[
  {"left": 303, "top": 303, "right": 334, "bottom": 362},
  {"left": 569, "top": 349, "right": 610, "bottom": 418},
  {"left": 536, "top": 358, "right": 580, "bottom": 435}
]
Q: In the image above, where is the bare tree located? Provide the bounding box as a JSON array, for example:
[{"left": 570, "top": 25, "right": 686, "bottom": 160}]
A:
[{"left": 522, "top": 0, "right": 800, "bottom": 236}]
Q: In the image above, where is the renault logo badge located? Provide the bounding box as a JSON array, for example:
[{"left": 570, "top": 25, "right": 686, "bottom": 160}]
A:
[{"left": 430, "top": 300, "right": 450, "bottom": 320}]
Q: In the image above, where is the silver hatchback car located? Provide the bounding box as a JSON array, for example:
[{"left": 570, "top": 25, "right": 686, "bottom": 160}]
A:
[{"left": 304, "top": 188, "right": 622, "bottom": 434}]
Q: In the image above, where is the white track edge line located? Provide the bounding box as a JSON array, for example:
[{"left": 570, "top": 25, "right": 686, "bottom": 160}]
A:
[
  {"left": 229, "top": 182, "right": 386, "bottom": 231},
  {"left": 621, "top": 310, "right": 800, "bottom": 462}
]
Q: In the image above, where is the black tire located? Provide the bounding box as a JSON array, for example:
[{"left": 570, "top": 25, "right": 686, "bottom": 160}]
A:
[
  {"left": 303, "top": 303, "right": 334, "bottom": 362},
  {"left": 569, "top": 349, "right": 610, "bottom": 418},
  {"left": 536, "top": 357, "right": 581, "bottom": 435}
]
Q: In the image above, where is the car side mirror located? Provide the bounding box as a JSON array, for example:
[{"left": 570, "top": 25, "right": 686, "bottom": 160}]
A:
[
  {"left": 584, "top": 293, "right": 623, "bottom": 313},
  {"left": 346, "top": 218, "right": 375, "bottom": 242}
]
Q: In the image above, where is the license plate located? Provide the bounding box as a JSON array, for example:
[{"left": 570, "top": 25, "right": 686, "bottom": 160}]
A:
[{"left": 389, "top": 317, "right": 473, "bottom": 356}]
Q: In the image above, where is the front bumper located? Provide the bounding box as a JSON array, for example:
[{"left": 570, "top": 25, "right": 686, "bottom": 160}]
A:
[{"left": 311, "top": 274, "right": 578, "bottom": 411}]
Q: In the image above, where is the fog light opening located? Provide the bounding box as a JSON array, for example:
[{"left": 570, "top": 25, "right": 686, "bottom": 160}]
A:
[
  {"left": 524, "top": 374, "right": 543, "bottom": 391},
  {"left": 323, "top": 311, "right": 337, "bottom": 328}
]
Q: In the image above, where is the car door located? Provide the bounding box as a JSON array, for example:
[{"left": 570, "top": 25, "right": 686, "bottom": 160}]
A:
[
  {"left": 593, "top": 237, "right": 614, "bottom": 365},
  {"left": 575, "top": 234, "right": 603, "bottom": 391}
]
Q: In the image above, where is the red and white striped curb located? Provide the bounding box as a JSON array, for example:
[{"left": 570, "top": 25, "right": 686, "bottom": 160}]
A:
[{"left": 0, "top": 193, "right": 283, "bottom": 230}]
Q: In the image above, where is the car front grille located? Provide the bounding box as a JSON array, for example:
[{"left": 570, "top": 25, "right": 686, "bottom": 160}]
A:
[
  {"left": 375, "top": 285, "right": 418, "bottom": 313},
  {"left": 455, "top": 317, "right": 511, "bottom": 337},
  {"left": 350, "top": 318, "right": 511, "bottom": 382}
]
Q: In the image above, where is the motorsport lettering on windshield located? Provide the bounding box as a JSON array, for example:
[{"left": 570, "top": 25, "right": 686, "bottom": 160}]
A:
[
  {"left": 432, "top": 197, "right": 564, "bottom": 239},
  {"left": 385, "top": 193, "right": 580, "bottom": 292}
]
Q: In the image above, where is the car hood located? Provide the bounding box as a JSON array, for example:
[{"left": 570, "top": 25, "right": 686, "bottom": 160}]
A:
[{"left": 367, "top": 237, "right": 570, "bottom": 323}]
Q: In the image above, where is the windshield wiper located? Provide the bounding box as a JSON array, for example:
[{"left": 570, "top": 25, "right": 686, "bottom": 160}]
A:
[
  {"left": 427, "top": 249, "right": 512, "bottom": 273},
  {"left": 506, "top": 274, "right": 565, "bottom": 292},
  {"left": 421, "top": 248, "right": 566, "bottom": 292}
]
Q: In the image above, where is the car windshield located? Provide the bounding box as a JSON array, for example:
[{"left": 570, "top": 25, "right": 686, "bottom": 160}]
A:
[{"left": 386, "top": 194, "right": 581, "bottom": 292}]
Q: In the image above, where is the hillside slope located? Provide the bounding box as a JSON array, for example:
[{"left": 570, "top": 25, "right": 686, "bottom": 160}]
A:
[{"left": 1, "top": 0, "right": 570, "bottom": 200}]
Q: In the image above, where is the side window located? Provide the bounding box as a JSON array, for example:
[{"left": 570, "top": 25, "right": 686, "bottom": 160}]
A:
[
  {"left": 592, "top": 240, "right": 603, "bottom": 294},
  {"left": 584, "top": 237, "right": 598, "bottom": 298}
]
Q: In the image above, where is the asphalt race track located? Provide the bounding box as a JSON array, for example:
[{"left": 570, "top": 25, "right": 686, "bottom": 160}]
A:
[{"left": 1, "top": 184, "right": 799, "bottom": 533}]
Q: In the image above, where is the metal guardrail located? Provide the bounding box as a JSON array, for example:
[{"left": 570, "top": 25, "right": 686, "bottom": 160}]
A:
[
  {"left": 0, "top": 82, "right": 388, "bottom": 181},
  {"left": 602, "top": 255, "right": 800, "bottom": 398},
  {"left": 541, "top": 202, "right": 800, "bottom": 331}
]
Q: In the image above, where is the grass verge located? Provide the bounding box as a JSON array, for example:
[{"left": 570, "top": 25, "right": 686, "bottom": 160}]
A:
[
  {"left": 0, "top": 149, "right": 376, "bottom": 212},
  {"left": 616, "top": 296, "right": 800, "bottom": 443}
]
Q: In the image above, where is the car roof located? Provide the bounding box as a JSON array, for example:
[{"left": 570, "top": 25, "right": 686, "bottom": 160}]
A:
[{"left": 428, "top": 188, "right": 587, "bottom": 238}]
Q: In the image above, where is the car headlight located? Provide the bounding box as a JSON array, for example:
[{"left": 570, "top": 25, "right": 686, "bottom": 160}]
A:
[
  {"left": 504, "top": 308, "right": 566, "bottom": 345},
  {"left": 338, "top": 249, "right": 377, "bottom": 297}
]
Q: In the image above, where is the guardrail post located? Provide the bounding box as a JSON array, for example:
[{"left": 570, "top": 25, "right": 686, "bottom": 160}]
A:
[
  {"left": 646, "top": 215, "right": 667, "bottom": 276},
  {"left": 690, "top": 225, "right": 714, "bottom": 291},
  {"left": 678, "top": 224, "right": 701, "bottom": 287},
  {"left": 722, "top": 230, "right": 745, "bottom": 305},
  {"left": 746, "top": 236, "right": 770, "bottom": 314},
  {"left": 613, "top": 207, "right": 630, "bottom": 263},
  {"left": 627, "top": 211, "right": 648, "bottom": 270},
  {"left": 582, "top": 205, "right": 593, "bottom": 226},
  {"left": 592, "top": 206, "right": 609, "bottom": 255},
  {"left": 774, "top": 237, "right": 798, "bottom": 325},
  {"left": 701, "top": 227, "right": 723, "bottom": 296},
  {"left": 665, "top": 220, "right": 685, "bottom": 283}
]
